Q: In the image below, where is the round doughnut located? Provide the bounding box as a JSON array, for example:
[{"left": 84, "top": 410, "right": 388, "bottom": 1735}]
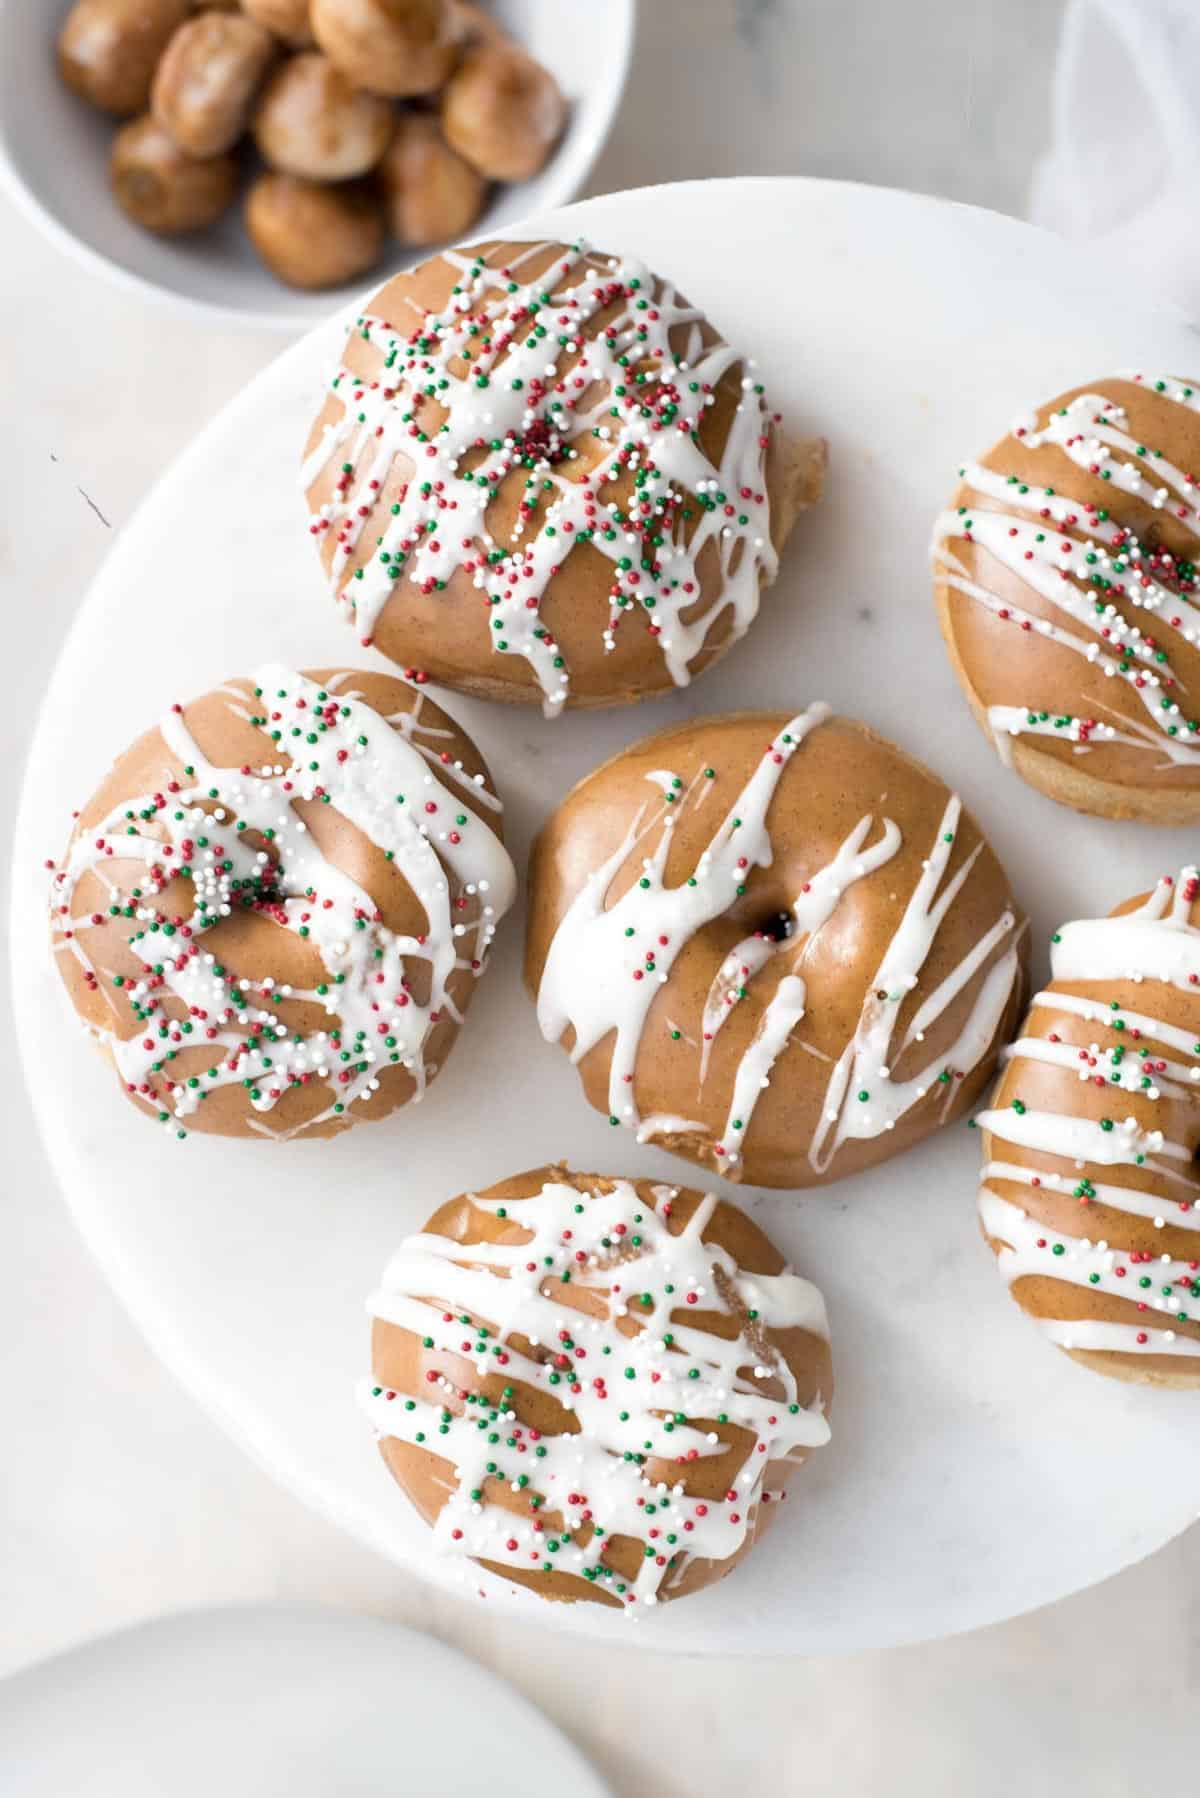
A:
[
  {"left": 933, "top": 374, "right": 1200, "bottom": 823},
  {"left": 151, "top": 12, "right": 276, "bottom": 158},
  {"left": 525, "top": 706, "right": 1028, "bottom": 1189},
  {"left": 309, "top": 0, "right": 460, "bottom": 97},
  {"left": 440, "top": 41, "right": 566, "bottom": 183},
  {"left": 377, "top": 113, "right": 487, "bottom": 247},
  {"left": 244, "top": 172, "right": 384, "bottom": 288},
  {"left": 57, "top": 0, "right": 190, "bottom": 118},
  {"left": 302, "top": 238, "right": 826, "bottom": 715},
  {"left": 48, "top": 664, "right": 516, "bottom": 1141},
  {"left": 252, "top": 51, "right": 395, "bottom": 181},
  {"left": 976, "top": 866, "right": 1200, "bottom": 1386},
  {"left": 364, "top": 1163, "right": 833, "bottom": 1609},
  {"left": 110, "top": 114, "right": 239, "bottom": 233}
]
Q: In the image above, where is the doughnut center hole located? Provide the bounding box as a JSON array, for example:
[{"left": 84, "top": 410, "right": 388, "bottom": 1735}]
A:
[{"left": 757, "top": 911, "right": 795, "bottom": 944}]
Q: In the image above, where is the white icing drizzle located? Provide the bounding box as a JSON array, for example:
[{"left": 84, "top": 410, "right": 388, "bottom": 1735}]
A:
[
  {"left": 933, "top": 378, "right": 1200, "bottom": 767},
  {"left": 699, "top": 933, "right": 777, "bottom": 1082},
  {"left": 980, "top": 1190, "right": 1200, "bottom": 1360},
  {"left": 362, "top": 1176, "right": 830, "bottom": 1609},
  {"left": 535, "top": 704, "right": 832, "bottom": 1134},
  {"left": 809, "top": 797, "right": 1021, "bottom": 1174},
  {"left": 537, "top": 710, "right": 1020, "bottom": 1176},
  {"left": 977, "top": 865, "right": 1200, "bottom": 1363},
  {"left": 983, "top": 1159, "right": 1200, "bottom": 1232},
  {"left": 975, "top": 1104, "right": 1184, "bottom": 1170},
  {"left": 50, "top": 666, "right": 516, "bottom": 1136},
  {"left": 306, "top": 240, "right": 781, "bottom": 716}
]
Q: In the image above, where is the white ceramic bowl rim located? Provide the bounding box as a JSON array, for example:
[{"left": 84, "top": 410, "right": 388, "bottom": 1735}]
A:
[{"left": 0, "top": 0, "right": 635, "bottom": 332}]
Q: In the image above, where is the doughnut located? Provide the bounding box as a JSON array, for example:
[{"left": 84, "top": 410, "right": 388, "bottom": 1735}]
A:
[
  {"left": 526, "top": 706, "right": 1027, "bottom": 1189},
  {"left": 244, "top": 172, "right": 384, "bottom": 289},
  {"left": 440, "top": 41, "right": 566, "bottom": 183},
  {"left": 933, "top": 374, "right": 1200, "bottom": 823},
  {"left": 976, "top": 867, "right": 1200, "bottom": 1386},
  {"left": 363, "top": 1163, "right": 832, "bottom": 1608},
  {"left": 150, "top": 12, "right": 276, "bottom": 158},
  {"left": 302, "top": 239, "right": 826, "bottom": 715},
  {"left": 252, "top": 52, "right": 395, "bottom": 182},
  {"left": 57, "top": 0, "right": 190, "bottom": 119},
  {"left": 48, "top": 665, "right": 515, "bottom": 1140}
]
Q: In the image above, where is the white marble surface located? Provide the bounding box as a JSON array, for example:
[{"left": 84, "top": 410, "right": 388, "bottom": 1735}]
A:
[{"left": 3, "top": 2, "right": 1199, "bottom": 1792}]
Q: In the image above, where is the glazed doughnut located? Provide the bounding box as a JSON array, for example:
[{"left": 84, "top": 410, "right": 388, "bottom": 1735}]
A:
[
  {"left": 49, "top": 665, "right": 515, "bottom": 1140},
  {"left": 363, "top": 1163, "right": 832, "bottom": 1609},
  {"left": 933, "top": 373, "right": 1200, "bottom": 823},
  {"left": 302, "top": 239, "right": 826, "bottom": 715},
  {"left": 526, "top": 707, "right": 1027, "bottom": 1189},
  {"left": 976, "top": 867, "right": 1200, "bottom": 1386}
]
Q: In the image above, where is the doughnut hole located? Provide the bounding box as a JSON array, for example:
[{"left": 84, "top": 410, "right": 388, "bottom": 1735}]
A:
[
  {"left": 253, "top": 52, "right": 394, "bottom": 180},
  {"left": 151, "top": 12, "right": 276, "bottom": 157},
  {"left": 57, "top": 0, "right": 191, "bottom": 117},
  {"left": 310, "top": 0, "right": 461, "bottom": 98},
  {"left": 241, "top": 0, "right": 317, "bottom": 46},
  {"left": 441, "top": 42, "right": 566, "bottom": 181},
  {"left": 245, "top": 172, "right": 384, "bottom": 287},
  {"left": 110, "top": 116, "right": 239, "bottom": 233},
  {"left": 378, "top": 113, "right": 487, "bottom": 246}
]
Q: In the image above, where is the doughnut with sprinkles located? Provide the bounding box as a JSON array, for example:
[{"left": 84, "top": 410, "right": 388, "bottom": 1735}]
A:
[
  {"left": 48, "top": 664, "right": 516, "bottom": 1139},
  {"left": 303, "top": 238, "right": 826, "bottom": 714}
]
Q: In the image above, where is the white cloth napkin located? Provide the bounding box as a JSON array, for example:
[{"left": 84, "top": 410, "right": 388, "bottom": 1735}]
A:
[{"left": 1030, "top": 0, "right": 1200, "bottom": 317}]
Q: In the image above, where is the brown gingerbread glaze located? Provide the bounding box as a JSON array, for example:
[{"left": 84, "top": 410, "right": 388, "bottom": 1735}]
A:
[
  {"left": 302, "top": 238, "right": 825, "bottom": 714},
  {"left": 976, "top": 867, "right": 1200, "bottom": 1387},
  {"left": 525, "top": 708, "right": 1028, "bottom": 1190},
  {"left": 933, "top": 374, "right": 1200, "bottom": 823},
  {"left": 365, "top": 1163, "right": 833, "bottom": 1608},
  {"left": 49, "top": 665, "right": 514, "bottom": 1141}
]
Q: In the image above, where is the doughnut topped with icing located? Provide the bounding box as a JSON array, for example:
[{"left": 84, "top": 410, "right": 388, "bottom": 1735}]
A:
[
  {"left": 526, "top": 707, "right": 1028, "bottom": 1189},
  {"left": 976, "top": 868, "right": 1200, "bottom": 1386},
  {"left": 302, "top": 238, "right": 825, "bottom": 715},
  {"left": 49, "top": 665, "right": 516, "bottom": 1140},
  {"left": 363, "top": 1164, "right": 832, "bottom": 1609},
  {"left": 933, "top": 374, "right": 1200, "bottom": 823}
]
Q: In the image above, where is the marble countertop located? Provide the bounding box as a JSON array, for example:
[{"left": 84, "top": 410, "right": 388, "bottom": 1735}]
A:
[{"left": 3, "top": 2, "right": 1198, "bottom": 1792}]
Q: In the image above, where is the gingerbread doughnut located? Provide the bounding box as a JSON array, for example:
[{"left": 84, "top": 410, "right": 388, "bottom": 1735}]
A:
[
  {"left": 933, "top": 374, "right": 1200, "bottom": 823},
  {"left": 363, "top": 1164, "right": 832, "bottom": 1609},
  {"left": 526, "top": 707, "right": 1027, "bottom": 1190},
  {"left": 302, "top": 239, "right": 826, "bottom": 715},
  {"left": 49, "top": 665, "right": 515, "bottom": 1140},
  {"left": 976, "top": 867, "right": 1200, "bottom": 1386}
]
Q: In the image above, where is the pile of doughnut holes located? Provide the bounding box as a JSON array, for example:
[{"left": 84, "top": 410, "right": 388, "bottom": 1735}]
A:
[{"left": 56, "top": 0, "right": 567, "bottom": 289}]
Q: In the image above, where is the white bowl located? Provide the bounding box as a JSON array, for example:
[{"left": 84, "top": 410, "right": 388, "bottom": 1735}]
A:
[{"left": 0, "top": 0, "right": 634, "bottom": 331}]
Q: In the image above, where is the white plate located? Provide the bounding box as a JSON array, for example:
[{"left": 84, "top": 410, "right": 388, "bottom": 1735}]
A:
[
  {"left": 0, "top": 0, "right": 633, "bottom": 330},
  {"left": 0, "top": 1604, "right": 612, "bottom": 1796},
  {"left": 12, "top": 178, "right": 1200, "bottom": 1656}
]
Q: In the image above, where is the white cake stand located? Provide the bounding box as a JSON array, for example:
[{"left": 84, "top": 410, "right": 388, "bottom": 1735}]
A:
[{"left": 12, "top": 178, "right": 1200, "bottom": 1655}]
